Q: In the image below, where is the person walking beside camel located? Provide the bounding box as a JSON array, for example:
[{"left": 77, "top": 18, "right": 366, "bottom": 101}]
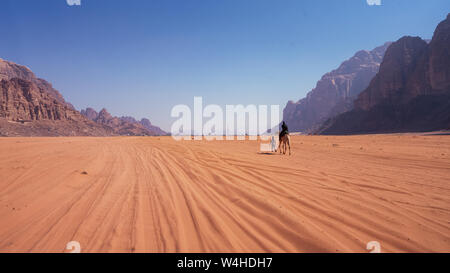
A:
[{"left": 270, "top": 135, "right": 277, "bottom": 152}]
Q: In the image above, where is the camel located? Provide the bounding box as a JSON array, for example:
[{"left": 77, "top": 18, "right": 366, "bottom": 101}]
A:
[{"left": 278, "top": 133, "right": 291, "bottom": 155}]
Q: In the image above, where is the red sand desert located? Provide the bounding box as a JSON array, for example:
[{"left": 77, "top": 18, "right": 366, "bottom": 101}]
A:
[{"left": 0, "top": 134, "right": 449, "bottom": 253}]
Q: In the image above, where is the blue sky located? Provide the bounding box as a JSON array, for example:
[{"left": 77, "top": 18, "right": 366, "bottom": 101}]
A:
[{"left": 1, "top": 0, "right": 449, "bottom": 131}]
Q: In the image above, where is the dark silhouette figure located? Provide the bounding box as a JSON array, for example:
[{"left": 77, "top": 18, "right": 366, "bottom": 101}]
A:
[{"left": 279, "top": 121, "right": 289, "bottom": 141}]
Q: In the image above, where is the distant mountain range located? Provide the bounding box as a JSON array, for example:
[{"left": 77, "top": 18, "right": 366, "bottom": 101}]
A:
[
  {"left": 283, "top": 13, "right": 450, "bottom": 135},
  {"left": 283, "top": 42, "right": 392, "bottom": 133},
  {"left": 317, "top": 13, "right": 450, "bottom": 134},
  {"left": 81, "top": 108, "right": 166, "bottom": 136},
  {"left": 0, "top": 58, "right": 165, "bottom": 136}
]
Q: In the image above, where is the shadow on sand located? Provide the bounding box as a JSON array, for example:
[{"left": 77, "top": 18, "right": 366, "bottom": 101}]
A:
[{"left": 257, "top": 152, "right": 278, "bottom": 156}]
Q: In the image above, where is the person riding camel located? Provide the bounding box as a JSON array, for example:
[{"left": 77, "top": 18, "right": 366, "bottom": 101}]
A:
[{"left": 279, "top": 121, "right": 289, "bottom": 141}]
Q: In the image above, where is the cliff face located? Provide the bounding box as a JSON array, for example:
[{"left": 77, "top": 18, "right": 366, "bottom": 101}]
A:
[
  {"left": 0, "top": 58, "right": 165, "bottom": 136},
  {"left": 428, "top": 13, "right": 450, "bottom": 92},
  {"left": 0, "top": 58, "right": 115, "bottom": 136},
  {"left": 0, "top": 59, "right": 35, "bottom": 81},
  {"left": 317, "top": 14, "right": 450, "bottom": 135},
  {"left": 354, "top": 37, "right": 429, "bottom": 110},
  {"left": 0, "top": 58, "right": 73, "bottom": 109},
  {"left": 0, "top": 78, "right": 114, "bottom": 136},
  {"left": 283, "top": 42, "right": 391, "bottom": 132},
  {"left": 1, "top": 78, "right": 78, "bottom": 121}
]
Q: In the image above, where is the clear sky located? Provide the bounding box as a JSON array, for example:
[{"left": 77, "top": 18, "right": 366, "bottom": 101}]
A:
[{"left": 1, "top": 0, "right": 449, "bottom": 131}]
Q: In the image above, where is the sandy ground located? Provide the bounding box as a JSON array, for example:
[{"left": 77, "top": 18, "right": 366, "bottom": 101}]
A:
[{"left": 0, "top": 135, "right": 449, "bottom": 253}]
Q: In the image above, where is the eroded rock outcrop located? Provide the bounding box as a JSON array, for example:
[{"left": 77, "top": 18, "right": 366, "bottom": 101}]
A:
[
  {"left": 80, "top": 108, "right": 166, "bottom": 136},
  {"left": 0, "top": 78, "right": 113, "bottom": 136},
  {"left": 0, "top": 58, "right": 165, "bottom": 136},
  {"left": 0, "top": 58, "right": 73, "bottom": 109},
  {"left": 283, "top": 42, "right": 391, "bottom": 132},
  {"left": 317, "top": 14, "right": 450, "bottom": 134}
]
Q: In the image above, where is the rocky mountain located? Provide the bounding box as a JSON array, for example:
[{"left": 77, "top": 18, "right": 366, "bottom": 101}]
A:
[
  {"left": 0, "top": 77, "right": 113, "bottom": 136},
  {"left": 0, "top": 58, "right": 74, "bottom": 110},
  {"left": 0, "top": 58, "right": 165, "bottom": 136},
  {"left": 80, "top": 107, "right": 166, "bottom": 136},
  {"left": 317, "top": 14, "right": 450, "bottom": 134},
  {"left": 139, "top": 118, "right": 166, "bottom": 135},
  {"left": 283, "top": 42, "right": 391, "bottom": 132},
  {"left": 80, "top": 107, "right": 98, "bottom": 120},
  {"left": 354, "top": 37, "right": 429, "bottom": 110}
]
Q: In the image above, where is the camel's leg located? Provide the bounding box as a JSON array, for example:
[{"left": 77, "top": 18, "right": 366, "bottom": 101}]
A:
[{"left": 288, "top": 137, "right": 291, "bottom": 155}]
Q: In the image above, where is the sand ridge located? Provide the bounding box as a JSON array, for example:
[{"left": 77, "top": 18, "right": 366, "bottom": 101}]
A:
[{"left": 0, "top": 135, "right": 449, "bottom": 252}]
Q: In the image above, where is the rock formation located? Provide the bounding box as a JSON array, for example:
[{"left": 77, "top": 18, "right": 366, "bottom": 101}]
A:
[
  {"left": 80, "top": 108, "right": 166, "bottom": 136},
  {"left": 0, "top": 78, "right": 113, "bottom": 136},
  {"left": 139, "top": 118, "right": 166, "bottom": 136},
  {"left": 317, "top": 14, "right": 450, "bottom": 134},
  {"left": 0, "top": 58, "right": 165, "bottom": 136},
  {"left": 283, "top": 42, "right": 391, "bottom": 132},
  {"left": 80, "top": 107, "right": 98, "bottom": 121},
  {"left": 0, "top": 58, "right": 74, "bottom": 109}
]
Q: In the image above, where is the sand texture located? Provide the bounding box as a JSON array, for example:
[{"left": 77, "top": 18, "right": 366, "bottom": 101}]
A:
[{"left": 0, "top": 135, "right": 449, "bottom": 252}]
